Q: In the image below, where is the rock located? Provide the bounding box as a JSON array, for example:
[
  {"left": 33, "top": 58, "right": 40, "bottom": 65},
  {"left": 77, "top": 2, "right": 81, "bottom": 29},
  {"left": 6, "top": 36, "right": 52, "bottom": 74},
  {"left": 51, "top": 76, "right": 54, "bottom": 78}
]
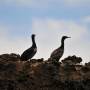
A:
[
  {"left": 0, "top": 53, "right": 90, "bottom": 90},
  {"left": 61, "top": 55, "right": 82, "bottom": 65}
]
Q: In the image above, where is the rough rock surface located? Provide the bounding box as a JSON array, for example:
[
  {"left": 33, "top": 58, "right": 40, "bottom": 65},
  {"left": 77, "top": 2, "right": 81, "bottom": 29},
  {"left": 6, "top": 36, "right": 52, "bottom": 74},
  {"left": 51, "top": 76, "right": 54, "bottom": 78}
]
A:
[{"left": 0, "top": 53, "right": 90, "bottom": 90}]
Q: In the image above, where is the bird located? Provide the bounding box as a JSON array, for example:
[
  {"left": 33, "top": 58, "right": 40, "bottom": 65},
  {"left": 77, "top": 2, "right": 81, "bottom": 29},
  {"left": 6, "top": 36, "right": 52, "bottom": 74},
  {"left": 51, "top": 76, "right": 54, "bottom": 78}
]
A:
[
  {"left": 49, "top": 36, "right": 70, "bottom": 62},
  {"left": 20, "top": 34, "right": 37, "bottom": 61}
]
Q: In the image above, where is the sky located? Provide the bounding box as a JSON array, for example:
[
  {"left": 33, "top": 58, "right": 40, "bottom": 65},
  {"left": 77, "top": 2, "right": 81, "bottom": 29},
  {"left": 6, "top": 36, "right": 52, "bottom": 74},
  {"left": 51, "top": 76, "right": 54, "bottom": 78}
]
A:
[{"left": 0, "top": 0, "right": 90, "bottom": 63}]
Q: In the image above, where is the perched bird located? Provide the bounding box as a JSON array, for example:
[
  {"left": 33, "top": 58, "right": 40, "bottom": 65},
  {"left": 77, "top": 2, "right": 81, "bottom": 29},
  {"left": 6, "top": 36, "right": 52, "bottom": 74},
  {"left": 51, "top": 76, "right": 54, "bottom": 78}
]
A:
[
  {"left": 49, "top": 36, "right": 70, "bottom": 62},
  {"left": 20, "top": 34, "right": 37, "bottom": 61}
]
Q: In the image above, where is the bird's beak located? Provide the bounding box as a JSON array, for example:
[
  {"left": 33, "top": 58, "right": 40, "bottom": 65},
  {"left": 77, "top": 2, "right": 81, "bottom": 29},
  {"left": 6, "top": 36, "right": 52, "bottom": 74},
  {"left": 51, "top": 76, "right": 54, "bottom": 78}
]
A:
[{"left": 67, "top": 37, "right": 71, "bottom": 38}]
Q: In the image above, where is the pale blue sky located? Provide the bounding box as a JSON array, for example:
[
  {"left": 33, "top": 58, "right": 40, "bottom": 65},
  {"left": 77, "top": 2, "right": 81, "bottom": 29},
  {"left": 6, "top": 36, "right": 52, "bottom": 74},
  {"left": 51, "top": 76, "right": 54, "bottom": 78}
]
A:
[{"left": 0, "top": 0, "right": 90, "bottom": 63}]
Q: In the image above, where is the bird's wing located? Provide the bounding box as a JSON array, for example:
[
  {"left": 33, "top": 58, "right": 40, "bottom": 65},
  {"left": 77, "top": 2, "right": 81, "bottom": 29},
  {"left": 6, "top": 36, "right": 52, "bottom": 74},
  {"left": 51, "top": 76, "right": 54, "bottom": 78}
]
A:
[
  {"left": 24, "top": 47, "right": 37, "bottom": 55},
  {"left": 50, "top": 47, "right": 64, "bottom": 58},
  {"left": 50, "top": 48, "right": 59, "bottom": 57}
]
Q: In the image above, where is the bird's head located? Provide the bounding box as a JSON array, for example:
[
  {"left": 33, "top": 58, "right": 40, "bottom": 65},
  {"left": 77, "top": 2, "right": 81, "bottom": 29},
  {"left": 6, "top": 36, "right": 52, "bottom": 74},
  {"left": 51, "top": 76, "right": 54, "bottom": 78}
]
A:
[
  {"left": 32, "top": 34, "right": 36, "bottom": 38},
  {"left": 62, "top": 36, "right": 71, "bottom": 40}
]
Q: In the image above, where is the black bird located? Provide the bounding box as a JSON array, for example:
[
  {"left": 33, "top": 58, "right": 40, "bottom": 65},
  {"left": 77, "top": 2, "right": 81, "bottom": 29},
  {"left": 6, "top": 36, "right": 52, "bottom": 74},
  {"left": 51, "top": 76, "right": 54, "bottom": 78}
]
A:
[
  {"left": 50, "top": 36, "right": 70, "bottom": 62},
  {"left": 20, "top": 34, "right": 37, "bottom": 61}
]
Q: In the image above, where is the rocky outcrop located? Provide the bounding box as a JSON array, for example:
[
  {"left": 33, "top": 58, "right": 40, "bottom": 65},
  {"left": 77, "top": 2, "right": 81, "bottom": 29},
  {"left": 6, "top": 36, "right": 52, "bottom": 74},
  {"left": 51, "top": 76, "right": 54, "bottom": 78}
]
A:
[{"left": 0, "top": 53, "right": 90, "bottom": 90}]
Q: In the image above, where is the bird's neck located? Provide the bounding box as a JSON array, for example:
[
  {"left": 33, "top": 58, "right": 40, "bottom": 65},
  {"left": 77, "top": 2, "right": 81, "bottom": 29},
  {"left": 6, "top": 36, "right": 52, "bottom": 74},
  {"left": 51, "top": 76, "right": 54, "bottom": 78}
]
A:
[
  {"left": 61, "top": 39, "right": 65, "bottom": 48},
  {"left": 32, "top": 37, "right": 36, "bottom": 48}
]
